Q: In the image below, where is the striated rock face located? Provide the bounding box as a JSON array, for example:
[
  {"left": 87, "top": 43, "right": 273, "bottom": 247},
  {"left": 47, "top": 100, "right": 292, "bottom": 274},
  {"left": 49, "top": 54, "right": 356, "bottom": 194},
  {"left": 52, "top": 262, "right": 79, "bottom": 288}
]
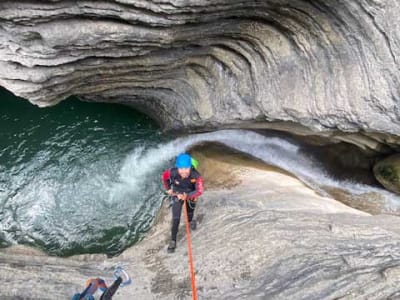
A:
[{"left": 0, "top": 1, "right": 400, "bottom": 136}]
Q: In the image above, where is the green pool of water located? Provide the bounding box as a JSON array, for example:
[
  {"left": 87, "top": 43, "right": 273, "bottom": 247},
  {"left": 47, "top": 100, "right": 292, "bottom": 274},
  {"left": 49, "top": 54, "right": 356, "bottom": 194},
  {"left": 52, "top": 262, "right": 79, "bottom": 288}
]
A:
[{"left": 0, "top": 87, "right": 167, "bottom": 256}]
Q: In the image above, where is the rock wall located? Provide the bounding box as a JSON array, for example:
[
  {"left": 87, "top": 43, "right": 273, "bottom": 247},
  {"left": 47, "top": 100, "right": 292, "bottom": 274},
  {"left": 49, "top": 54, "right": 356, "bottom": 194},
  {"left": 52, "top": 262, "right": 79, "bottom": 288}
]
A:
[{"left": 0, "top": 0, "right": 400, "bottom": 135}]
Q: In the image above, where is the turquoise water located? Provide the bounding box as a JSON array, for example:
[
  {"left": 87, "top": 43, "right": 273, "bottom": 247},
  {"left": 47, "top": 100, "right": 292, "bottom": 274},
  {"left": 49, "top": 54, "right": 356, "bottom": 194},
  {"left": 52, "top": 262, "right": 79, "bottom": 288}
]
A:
[
  {"left": 0, "top": 87, "right": 168, "bottom": 256},
  {"left": 2, "top": 87, "right": 400, "bottom": 258}
]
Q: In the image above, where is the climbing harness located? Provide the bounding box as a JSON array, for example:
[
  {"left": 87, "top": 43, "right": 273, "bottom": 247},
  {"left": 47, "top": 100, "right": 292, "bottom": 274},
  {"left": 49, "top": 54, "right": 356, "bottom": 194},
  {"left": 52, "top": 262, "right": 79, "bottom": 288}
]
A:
[{"left": 163, "top": 193, "right": 196, "bottom": 210}]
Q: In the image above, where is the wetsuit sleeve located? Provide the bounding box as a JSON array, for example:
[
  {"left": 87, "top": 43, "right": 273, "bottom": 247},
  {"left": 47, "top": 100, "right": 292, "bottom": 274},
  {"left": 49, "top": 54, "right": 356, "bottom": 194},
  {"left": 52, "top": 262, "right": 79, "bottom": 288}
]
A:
[
  {"left": 186, "top": 176, "right": 204, "bottom": 200},
  {"left": 162, "top": 169, "right": 171, "bottom": 190}
]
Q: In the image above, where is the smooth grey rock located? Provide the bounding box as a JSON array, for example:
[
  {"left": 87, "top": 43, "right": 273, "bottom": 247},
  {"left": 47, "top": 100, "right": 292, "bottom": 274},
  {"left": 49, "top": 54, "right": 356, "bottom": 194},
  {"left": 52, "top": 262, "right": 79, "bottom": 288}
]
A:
[{"left": 2, "top": 160, "right": 400, "bottom": 299}]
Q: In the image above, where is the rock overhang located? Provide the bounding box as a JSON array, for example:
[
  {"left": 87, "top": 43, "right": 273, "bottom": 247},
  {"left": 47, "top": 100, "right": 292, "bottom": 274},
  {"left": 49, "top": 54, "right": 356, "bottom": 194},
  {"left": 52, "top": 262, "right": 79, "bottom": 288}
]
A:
[{"left": 0, "top": 0, "right": 399, "bottom": 140}]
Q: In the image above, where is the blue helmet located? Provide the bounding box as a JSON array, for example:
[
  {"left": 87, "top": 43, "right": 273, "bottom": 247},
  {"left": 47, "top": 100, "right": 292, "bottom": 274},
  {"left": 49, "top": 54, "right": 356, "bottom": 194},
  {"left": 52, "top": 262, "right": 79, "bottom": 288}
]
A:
[{"left": 175, "top": 153, "right": 192, "bottom": 168}]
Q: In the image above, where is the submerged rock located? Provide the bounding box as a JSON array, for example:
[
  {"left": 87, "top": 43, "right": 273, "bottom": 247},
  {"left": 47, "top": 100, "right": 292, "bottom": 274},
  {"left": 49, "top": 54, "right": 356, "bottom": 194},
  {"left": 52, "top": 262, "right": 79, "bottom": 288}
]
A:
[{"left": 374, "top": 154, "right": 400, "bottom": 194}]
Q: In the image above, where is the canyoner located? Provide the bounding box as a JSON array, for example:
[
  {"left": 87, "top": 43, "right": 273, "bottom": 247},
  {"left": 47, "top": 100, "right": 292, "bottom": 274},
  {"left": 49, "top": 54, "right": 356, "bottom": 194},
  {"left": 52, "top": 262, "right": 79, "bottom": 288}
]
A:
[
  {"left": 71, "top": 266, "right": 131, "bottom": 300},
  {"left": 162, "top": 153, "right": 204, "bottom": 299},
  {"left": 162, "top": 153, "right": 204, "bottom": 252}
]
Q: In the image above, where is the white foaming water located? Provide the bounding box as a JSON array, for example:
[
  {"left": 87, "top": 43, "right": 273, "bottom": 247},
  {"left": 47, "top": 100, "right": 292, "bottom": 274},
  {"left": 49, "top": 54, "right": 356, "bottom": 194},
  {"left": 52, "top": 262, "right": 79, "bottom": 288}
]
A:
[
  {"left": 118, "top": 129, "right": 400, "bottom": 212},
  {"left": 3, "top": 129, "right": 399, "bottom": 255}
]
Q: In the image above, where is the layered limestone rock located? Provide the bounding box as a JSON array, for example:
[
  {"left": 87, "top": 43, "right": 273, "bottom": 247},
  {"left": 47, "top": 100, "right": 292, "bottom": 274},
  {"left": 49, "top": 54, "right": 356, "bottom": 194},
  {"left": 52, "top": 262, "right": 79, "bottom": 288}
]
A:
[
  {"left": 3, "top": 145, "right": 400, "bottom": 299},
  {"left": 2, "top": 2, "right": 400, "bottom": 297},
  {"left": 0, "top": 1, "right": 400, "bottom": 142}
]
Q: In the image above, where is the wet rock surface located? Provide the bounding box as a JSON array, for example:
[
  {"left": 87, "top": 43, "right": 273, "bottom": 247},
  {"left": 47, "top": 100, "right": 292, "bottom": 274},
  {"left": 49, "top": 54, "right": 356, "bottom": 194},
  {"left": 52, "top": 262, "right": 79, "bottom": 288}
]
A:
[{"left": 2, "top": 149, "right": 400, "bottom": 299}]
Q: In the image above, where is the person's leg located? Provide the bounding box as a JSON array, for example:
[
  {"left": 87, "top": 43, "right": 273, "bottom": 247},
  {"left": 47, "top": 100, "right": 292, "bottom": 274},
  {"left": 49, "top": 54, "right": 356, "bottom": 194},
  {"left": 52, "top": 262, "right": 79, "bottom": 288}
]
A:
[
  {"left": 171, "top": 198, "right": 183, "bottom": 242},
  {"left": 186, "top": 201, "right": 196, "bottom": 223},
  {"left": 187, "top": 201, "right": 197, "bottom": 230},
  {"left": 99, "top": 277, "right": 122, "bottom": 300}
]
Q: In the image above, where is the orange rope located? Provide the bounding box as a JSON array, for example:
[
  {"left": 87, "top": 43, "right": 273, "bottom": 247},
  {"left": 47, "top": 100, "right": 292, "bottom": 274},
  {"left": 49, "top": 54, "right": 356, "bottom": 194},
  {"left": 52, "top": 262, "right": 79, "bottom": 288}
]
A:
[{"left": 183, "top": 199, "right": 198, "bottom": 300}]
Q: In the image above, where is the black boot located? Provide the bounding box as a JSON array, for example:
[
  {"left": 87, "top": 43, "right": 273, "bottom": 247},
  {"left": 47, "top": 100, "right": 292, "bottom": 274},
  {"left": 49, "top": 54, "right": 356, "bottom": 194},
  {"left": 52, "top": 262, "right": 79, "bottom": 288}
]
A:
[
  {"left": 167, "top": 240, "right": 176, "bottom": 253},
  {"left": 190, "top": 219, "right": 197, "bottom": 230}
]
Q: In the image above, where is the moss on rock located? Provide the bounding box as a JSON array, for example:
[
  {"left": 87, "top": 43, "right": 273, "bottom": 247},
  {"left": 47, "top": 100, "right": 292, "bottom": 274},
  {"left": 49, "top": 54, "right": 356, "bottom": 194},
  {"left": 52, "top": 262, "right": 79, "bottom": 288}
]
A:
[{"left": 373, "top": 154, "right": 400, "bottom": 193}]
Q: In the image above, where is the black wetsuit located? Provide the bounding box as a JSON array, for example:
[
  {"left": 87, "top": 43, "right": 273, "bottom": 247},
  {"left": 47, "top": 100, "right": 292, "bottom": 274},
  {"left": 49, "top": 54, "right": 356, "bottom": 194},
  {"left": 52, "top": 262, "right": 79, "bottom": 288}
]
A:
[{"left": 162, "top": 167, "right": 204, "bottom": 242}]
